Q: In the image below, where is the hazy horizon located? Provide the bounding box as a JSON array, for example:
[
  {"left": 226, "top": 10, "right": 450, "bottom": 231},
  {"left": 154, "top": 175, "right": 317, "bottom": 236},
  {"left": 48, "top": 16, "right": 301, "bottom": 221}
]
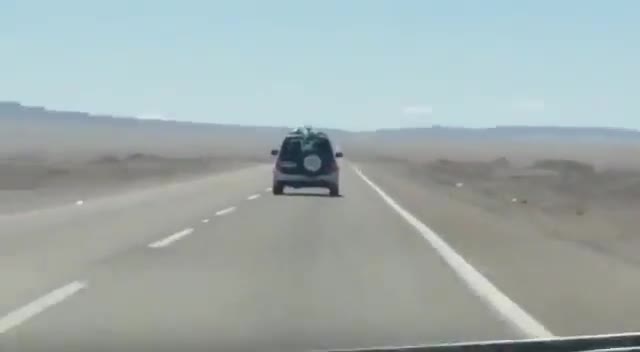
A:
[{"left": 5, "top": 100, "right": 640, "bottom": 135}]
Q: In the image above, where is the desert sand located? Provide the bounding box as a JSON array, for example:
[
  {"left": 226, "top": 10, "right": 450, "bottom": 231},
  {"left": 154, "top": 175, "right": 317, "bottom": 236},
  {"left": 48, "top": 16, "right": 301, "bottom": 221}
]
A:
[
  {"left": 349, "top": 139, "right": 640, "bottom": 270},
  {"left": 0, "top": 135, "right": 277, "bottom": 214}
]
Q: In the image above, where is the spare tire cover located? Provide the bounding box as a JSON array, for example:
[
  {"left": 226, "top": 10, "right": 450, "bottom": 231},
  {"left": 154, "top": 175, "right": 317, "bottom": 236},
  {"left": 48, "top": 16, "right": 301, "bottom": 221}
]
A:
[{"left": 303, "top": 153, "right": 323, "bottom": 174}]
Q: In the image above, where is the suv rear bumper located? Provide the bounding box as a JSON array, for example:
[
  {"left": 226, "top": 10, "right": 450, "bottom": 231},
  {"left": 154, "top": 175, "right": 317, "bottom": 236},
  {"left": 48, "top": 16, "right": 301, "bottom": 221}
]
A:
[{"left": 273, "top": 170, "right": 339, "bottom": 187}]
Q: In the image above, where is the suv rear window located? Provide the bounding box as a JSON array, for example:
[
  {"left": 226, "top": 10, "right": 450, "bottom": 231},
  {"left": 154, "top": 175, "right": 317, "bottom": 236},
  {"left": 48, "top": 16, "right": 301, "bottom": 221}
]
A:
[
  {"left": 279, "top": 138, "right": 302, "bottom": 161},
  {"left": 279, "top": 137, "right": 333, "bottom": 161}
]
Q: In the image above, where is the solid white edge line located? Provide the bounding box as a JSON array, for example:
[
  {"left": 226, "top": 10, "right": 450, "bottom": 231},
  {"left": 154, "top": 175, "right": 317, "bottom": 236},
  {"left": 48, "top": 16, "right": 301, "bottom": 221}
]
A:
[
  {"left": 352, "top": 165, "right": 554, "bottom": 339},
  {"left": 215, "top": 206, "right": 236, "bottom": 216},
  {"left": 0, "top": 281, "right": 87, "bottom": 334},
  {"left": 148, "top": 228, "right": 194, "bottom": 248},
  {"left": 247, "top": 194, "right": 261, "bottom": 200}
]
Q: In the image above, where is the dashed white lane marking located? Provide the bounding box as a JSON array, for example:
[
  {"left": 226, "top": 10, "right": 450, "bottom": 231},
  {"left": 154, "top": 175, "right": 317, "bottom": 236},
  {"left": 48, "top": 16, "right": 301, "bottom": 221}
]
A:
[
  {"left": 0, "top": 281, "right": 87, "bottom": 334},
  {"left": 75, "top": 200, "right": 84, "bottom": 206},
  {"left": 265, "top": 187, "right": 272, "bottom": 192},
  {"left": 202, "top": 219, "right": 210, "bottom": 223},
  {"left": 148, "top": 228, "right": 194, "bottom": 248},
  {"left": 215, "top": 206, "right": 236, "bottom": 216},
  {"left": 247, "top": 194, "right": 261, "bottom": 200},
  {"left": 353, "top": 166, "right": 554, "bottom": 339}
]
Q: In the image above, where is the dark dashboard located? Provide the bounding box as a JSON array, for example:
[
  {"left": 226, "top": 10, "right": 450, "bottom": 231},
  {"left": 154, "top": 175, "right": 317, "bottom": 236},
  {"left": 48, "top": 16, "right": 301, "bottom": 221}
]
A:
[{"left": 325, "top": 332, "right": 640, "bottom": 352}]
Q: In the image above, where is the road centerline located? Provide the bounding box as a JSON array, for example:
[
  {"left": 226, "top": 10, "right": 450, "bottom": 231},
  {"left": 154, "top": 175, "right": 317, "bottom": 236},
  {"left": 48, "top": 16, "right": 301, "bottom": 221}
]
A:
[
  {"left": 215, "top": 206, "right": 236, "bottom": 216},
  {"left": 0, "top": 281, "right": 87, "bottom": 334},
  {"left": 148, "top": 228, "right": 194, "bottom": 248}
]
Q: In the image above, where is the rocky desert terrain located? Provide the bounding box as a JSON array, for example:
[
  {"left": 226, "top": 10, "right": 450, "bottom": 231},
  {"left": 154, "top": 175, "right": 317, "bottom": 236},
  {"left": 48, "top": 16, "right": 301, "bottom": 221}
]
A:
[{"left": 352, "top": 140, "right": 640, "bottom": 266}]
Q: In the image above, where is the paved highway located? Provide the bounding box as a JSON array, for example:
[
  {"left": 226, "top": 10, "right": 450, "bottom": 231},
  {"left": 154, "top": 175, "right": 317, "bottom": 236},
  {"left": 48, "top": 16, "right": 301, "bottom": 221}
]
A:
[{"left": 0, "top": 163, "right": 560, "bottom": 351}]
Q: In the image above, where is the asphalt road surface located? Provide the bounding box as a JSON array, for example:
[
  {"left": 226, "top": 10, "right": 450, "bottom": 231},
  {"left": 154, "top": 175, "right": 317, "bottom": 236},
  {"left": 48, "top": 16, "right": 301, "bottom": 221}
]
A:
[{"left": 0, "top": 163, "right": 558, "bottom": 351}]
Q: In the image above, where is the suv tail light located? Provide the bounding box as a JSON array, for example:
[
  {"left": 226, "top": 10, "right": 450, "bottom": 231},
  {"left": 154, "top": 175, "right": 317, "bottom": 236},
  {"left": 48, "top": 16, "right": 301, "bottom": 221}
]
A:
[{"left": 328, "top": 160, "right": 339, "bottom": 172}]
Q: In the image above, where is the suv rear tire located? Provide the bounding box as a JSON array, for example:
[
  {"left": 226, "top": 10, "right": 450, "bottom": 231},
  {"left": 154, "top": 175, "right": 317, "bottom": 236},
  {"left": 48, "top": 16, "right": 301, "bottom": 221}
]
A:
[
  {"left": 329, "top": 184, "right": 340, "bottom": 197},
  {"left": 273, "top": 182, "right": 284, "bottom": 195}
]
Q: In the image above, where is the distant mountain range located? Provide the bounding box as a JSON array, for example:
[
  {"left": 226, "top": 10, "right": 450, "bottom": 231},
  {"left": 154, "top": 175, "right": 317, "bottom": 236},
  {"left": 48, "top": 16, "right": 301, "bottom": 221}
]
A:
[
  {"left": 2, "top": 101, "right": 639, "bottom": 142},
  {"left": 371, "top": 125, "right": 640, "bottom": 141},
  {"left": 0, "top": 101, "right": 286, "bottom": 132}
]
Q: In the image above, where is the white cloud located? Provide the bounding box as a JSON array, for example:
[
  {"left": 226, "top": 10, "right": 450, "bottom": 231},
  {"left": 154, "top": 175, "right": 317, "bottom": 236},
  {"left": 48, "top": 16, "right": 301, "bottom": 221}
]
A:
[
  {"left": 403, "top": 105, "right": 433, "bottom": 116},
  {"left": 136, "top": 113, "right": 171, "bottom": 121},
  {"left": 513, "top": 98, "right": 545, "bottom": 112}
]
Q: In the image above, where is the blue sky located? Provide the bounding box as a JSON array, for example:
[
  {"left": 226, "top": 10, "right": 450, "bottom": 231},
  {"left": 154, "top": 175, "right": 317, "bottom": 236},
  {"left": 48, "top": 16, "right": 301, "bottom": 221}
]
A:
[{"left": 1, "top": 0, "right": 638, "bottom": 130}]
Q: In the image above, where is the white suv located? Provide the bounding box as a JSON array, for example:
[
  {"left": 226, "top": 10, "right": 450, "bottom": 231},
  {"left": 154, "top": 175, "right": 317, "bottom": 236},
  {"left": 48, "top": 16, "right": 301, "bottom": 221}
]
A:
[{"left": 271, "top": 127, "right": 343, "bottom": 196}]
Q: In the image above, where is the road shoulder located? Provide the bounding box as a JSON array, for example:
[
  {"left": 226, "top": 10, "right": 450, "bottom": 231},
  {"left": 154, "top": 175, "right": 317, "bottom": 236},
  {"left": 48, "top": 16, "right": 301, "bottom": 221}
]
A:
[{"left": 356, "top": 161, "right": 640, "bottom": 336}]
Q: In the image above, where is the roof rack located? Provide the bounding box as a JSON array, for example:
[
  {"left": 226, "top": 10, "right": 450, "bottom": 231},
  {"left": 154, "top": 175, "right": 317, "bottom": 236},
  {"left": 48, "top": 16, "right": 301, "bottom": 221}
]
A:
[{"left": 289, "top": 126, "right": 317, "bottom": 136}]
